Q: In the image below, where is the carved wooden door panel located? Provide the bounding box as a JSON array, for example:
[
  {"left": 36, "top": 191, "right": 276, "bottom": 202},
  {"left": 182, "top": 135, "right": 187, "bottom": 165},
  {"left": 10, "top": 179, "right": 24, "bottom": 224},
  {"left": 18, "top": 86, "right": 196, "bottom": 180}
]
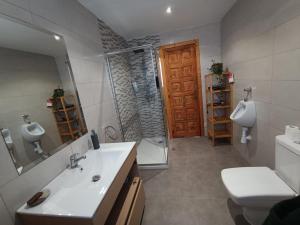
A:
[{"left": 163, "top": 42, "right": 202, "bottom": 138}]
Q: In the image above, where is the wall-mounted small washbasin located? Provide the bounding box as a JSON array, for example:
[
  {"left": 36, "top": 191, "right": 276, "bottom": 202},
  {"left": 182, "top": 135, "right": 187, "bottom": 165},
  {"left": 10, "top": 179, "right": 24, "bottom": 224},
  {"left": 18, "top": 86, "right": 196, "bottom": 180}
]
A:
[
  {"left": 21, "top": 122, "right": 45, "bottom": 142},
  {"left": 230, "top": 100, "right": 256, "bottom": 127},
  {"left": 230, "top": 100, "right": 256, "bottom": 144}
]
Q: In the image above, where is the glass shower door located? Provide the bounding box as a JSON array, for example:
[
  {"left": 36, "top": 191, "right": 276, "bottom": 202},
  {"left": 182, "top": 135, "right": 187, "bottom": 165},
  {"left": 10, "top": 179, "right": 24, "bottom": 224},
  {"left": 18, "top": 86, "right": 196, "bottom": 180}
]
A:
[{"left": 106, "top": 46, "right": 168, "bottom": 167}]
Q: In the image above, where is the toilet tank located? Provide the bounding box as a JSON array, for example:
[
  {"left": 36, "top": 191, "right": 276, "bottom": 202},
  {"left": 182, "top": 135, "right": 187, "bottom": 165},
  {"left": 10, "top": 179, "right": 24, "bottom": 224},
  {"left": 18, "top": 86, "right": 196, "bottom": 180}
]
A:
[{"left": 276, "top": 135, "right": 300, "bottom": 194}]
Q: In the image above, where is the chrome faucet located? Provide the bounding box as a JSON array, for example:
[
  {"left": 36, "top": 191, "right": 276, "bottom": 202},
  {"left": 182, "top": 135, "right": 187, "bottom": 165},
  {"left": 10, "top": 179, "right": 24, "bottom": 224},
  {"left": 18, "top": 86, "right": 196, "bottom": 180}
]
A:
[{"left": 69, "top": 153, "right": 86, "bottom": 169}]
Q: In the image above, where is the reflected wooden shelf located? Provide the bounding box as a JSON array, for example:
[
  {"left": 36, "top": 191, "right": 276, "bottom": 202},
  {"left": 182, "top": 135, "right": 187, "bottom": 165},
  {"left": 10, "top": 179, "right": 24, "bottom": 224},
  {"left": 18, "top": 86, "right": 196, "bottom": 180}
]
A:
[
  {"left": 60, "top": 129, "right": 80, "bottom": 136},
  {"left": 57, "top": 119, "right": 76, "bottom": 125},
  {"left": 53, "top": 106, "right": 76, "bottom": 113},
  {"left": 208, "top": 116, "right": 231, "bottom": 124},
  {"left": 208, "top": 129, "right": 232, "bottom": 138},
  {"left": 207, "top": 104, "right": 231, "bottom": 109},
  {"left": 206, "top": 88, "right": 231, "bottom": 94},
  {"left": 50, "top": 96, "right": 86, "bottom": 143}
]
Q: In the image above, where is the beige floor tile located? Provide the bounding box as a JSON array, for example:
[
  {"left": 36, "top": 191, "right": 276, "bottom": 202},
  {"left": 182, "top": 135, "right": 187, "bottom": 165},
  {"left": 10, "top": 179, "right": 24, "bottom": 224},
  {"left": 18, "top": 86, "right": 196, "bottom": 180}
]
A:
[{"left": 141, "top": 137, "right": 250, "bottom": 225}]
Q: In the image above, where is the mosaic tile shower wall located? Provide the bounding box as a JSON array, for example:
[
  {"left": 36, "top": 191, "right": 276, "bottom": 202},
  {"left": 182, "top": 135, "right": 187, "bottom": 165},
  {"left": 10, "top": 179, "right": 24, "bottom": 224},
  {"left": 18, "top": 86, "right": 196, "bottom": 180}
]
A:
[
  {"left": 98, "top": 19, "right": 142, "bottom": 142},
  {"left": 98, "top": 19, "right": 128, "bottom": 52},
  {"left": 128, "top": 36, "right": 166, "bottom": 138},
  {"left": 98, "top": 20, "right": 166, "bottom": 142}
]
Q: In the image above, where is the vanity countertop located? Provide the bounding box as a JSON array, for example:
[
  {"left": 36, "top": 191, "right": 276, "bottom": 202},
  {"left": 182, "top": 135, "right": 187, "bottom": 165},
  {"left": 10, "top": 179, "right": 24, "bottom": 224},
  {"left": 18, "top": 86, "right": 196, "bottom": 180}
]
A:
[{"left": 17, "top": 142, "right": 136, "bottom": 218}]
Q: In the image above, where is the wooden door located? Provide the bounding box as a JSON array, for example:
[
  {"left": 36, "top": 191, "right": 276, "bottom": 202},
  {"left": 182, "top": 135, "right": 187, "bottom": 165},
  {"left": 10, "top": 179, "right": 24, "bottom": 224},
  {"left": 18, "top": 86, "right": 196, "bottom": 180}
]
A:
[{"left": 160, "top": 40, "right": 203, "bottom": 138}]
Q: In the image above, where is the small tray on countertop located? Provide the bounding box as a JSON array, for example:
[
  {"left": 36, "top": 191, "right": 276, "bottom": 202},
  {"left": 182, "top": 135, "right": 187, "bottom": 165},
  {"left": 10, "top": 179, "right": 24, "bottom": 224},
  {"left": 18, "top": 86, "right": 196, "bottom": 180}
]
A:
[{"left": 26, "top": 189, "right": 51, "bottom": 208}]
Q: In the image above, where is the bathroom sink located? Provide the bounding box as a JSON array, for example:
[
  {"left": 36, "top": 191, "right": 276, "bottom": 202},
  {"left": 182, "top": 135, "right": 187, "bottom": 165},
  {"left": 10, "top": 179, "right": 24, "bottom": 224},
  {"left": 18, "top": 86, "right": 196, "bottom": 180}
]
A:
[
  {"left": 17, "top": 142, "right": 136, "bottom": 218},
  {"left": 21, "top": 122, "right": 45, "bottom": 142}
]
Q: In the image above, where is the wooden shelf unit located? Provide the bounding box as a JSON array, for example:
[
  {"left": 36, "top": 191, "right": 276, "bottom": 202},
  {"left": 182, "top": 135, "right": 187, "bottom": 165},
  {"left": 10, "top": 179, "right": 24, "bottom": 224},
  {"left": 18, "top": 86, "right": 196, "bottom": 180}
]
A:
[
  {"left": 51, "top": 95, "right": 86, "bottom": 143},
  {"left": 205, "top": 74, "right": 233, "bottom": 145}
]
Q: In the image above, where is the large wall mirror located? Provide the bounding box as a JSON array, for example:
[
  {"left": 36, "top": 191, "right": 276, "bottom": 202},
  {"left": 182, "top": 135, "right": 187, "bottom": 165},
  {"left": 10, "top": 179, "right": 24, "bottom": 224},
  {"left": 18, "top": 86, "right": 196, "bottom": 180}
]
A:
[{"left": 0, "top": 17, "right": 87, "bottom": 175}]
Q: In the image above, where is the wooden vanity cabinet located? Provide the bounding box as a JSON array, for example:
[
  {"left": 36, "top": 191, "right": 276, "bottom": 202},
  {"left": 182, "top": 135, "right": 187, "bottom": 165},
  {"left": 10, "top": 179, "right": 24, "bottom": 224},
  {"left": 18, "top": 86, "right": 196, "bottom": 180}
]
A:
[
  {"left": 17, "top": 145, "right": 145, "bottom": 225},
  {"left": 105, "top": 176, "right": 145, "bottom": 225}
]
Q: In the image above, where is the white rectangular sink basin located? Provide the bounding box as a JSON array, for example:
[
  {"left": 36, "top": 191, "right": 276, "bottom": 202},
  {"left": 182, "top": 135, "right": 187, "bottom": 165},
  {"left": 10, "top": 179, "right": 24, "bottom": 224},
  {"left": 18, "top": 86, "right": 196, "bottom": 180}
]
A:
[{"left": 17, "top": 142, "right": 136, "bottom": 218}]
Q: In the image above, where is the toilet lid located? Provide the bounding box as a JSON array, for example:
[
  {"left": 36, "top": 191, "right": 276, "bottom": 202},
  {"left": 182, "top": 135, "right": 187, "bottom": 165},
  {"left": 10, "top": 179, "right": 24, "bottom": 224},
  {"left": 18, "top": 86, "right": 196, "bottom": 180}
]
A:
[{"left": 222, "top": 167, "right": 296, "bottom": 207}]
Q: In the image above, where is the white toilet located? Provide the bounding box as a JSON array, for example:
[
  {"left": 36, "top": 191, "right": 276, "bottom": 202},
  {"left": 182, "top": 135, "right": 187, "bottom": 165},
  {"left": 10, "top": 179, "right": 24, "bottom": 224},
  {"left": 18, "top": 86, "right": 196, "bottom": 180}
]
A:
[{"left": 221, "top": 135, "right": 300, "bottom": 225}]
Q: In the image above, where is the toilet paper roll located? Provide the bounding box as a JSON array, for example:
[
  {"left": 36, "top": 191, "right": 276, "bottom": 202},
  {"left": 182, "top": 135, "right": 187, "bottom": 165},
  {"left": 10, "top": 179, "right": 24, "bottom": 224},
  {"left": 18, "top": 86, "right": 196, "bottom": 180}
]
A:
[{"left": 285, "top": 125, "right": 300, "bottom": 142}]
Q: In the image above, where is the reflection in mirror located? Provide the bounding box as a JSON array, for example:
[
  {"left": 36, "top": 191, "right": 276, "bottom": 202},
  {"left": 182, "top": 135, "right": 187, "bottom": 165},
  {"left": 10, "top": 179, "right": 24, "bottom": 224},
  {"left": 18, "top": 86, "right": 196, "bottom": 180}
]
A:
[{"left": 0, "top": 17, "right": 87, "bottom": 175}]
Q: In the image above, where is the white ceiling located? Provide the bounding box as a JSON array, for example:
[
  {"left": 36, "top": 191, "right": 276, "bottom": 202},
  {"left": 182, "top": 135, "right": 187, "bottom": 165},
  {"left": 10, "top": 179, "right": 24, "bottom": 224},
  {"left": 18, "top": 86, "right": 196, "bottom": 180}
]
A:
[
  {"left": 79, "top": 0, "right": 236, "bottom": 39},
  {"left": 0, "top": 17, "right": 66, "bottom": 57}
]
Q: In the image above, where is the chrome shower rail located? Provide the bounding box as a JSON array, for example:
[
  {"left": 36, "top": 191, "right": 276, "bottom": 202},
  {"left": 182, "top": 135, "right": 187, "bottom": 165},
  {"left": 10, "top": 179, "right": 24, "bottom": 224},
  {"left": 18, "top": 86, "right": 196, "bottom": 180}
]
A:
[{"left": 105, "top": 44, "right": 153, "bottom": 56}]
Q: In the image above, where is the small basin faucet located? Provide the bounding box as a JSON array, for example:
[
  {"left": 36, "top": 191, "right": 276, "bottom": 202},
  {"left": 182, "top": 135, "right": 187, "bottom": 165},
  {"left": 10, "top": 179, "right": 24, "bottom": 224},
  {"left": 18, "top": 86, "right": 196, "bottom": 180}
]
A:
[
  {"left": 243, "top": 87, "right": 252, "bottom": 101},
  {"left": 70, "top": 153, "right": 86, "bottom": 169},
  {"left": 21, "top": 114, "right": 31, "bottom": 124}
]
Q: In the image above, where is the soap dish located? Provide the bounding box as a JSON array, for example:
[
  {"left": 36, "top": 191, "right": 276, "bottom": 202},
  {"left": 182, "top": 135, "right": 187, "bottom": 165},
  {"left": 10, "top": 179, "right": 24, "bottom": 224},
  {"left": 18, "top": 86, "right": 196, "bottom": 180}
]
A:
[{"left": 26, "top": 189, "right": 50, "bottom": 208}]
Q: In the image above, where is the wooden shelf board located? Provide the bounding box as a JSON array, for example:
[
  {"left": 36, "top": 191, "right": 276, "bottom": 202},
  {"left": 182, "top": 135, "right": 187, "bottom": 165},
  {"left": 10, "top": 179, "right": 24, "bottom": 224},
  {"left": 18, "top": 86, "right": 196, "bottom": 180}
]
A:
[
  {"left": 206, "top": 88, "right": 231, "bottom": 93},
  {"left": 57, "top": 118, "right": 78, "bottom": 125},
  {"left": 60, "top": 129, "right": 80, "bottom": 136},
  {"left": 61, "top": 133, "right": 72, "bottom": 136},
  {"left": 212, "top": 89, "right": 230, "bottom": 93},
  {"left": 57, "top": 121, "right": 70, "bottom": 125},
  {"left": 208, "top": 117, "right": 231, "bottom": 124},
  {"left": 207, "top": 104, "right": 231, "bottom": 109},
  {"left": 53, "top": 107, "right": 75, "bottom": 113},
  {"left": 208, "top": 130, "right": 232, "bottom": 138}
]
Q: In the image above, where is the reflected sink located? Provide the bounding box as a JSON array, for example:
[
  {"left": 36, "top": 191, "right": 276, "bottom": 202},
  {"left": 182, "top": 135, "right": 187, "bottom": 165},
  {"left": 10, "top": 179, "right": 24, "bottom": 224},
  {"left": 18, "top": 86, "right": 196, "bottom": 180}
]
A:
[
  {"left": 17, "top": 142, "right": 136, "bottom": 218},
  {"left": 21, "top": 122, "right": 45, "bottom": 142}
]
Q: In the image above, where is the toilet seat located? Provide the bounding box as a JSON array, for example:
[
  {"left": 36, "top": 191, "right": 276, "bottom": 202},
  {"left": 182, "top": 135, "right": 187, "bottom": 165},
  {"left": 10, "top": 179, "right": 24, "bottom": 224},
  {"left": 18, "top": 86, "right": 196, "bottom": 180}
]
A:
[{"left": 221, "top": 167, "right": 296, "bottom": 208}]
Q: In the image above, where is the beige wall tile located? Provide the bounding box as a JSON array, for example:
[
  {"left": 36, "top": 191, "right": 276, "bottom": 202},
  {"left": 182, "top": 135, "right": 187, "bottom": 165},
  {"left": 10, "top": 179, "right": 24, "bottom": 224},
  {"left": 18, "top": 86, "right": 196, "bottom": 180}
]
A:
[
  {"left": 77, "top": 82, "right": 101, "bottom": 107},
  {"left": 223, "top": 2, "right": 300, "bottom": 167},
  {"left": 273, "top": 49, "right": 300, "bottom": 81},
  {"left": 230, "top": 57, "right": 272, "bottom": 81},
  {"left": 82, "top": 104, "right": 100, "bottom": 132},
  {"left": 3, "top": 0, "right": 29, "bottom": 9},
  {"left": 70, "top": 57, "right": 104, "bottom": 84},
  {"left": 274, "top": 15, "right": 300, "bottom": 53},
  {"left": 270, "top": 105, "right": 300, "bottom": 130},
  {"left": 0, "top": 196, "right": 13, "bottom": 225},
  {"left": 272, "top": 81, "right": 300, "bottom": 110},
  {"left": 0, "top": 0, "right": 32, "bottom": 23},
  {"left": 234, "top": 79, "right": 272, "bottom": 103},
  {"left": 0, "top": 137, "right": 18, "bottom": 188},
  {"left": 243, "top": 30, "right": 274, "bottom": 61},
  {"left": 70, "top": 133, "right": 90, "bottom": 154},
  {"left": 0, "top": 145, "right": 70, "bottom": 216},
  {"left": 255, "top": 101, "right": 271, "bottom": 122}
]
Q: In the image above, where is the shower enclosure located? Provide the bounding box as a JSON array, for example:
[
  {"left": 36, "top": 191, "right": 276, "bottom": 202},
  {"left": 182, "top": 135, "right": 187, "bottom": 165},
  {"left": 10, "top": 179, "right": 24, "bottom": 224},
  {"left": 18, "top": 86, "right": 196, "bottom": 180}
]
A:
[{"left": 106, "top": 45, "right": 168, "bottom": 167}]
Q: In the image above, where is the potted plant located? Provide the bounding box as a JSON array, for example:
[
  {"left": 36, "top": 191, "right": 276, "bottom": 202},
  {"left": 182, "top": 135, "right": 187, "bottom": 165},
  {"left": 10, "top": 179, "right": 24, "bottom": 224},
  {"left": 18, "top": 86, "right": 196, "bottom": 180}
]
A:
[{"left": 209, "top": 60, "right": 226, "bottom": 90}]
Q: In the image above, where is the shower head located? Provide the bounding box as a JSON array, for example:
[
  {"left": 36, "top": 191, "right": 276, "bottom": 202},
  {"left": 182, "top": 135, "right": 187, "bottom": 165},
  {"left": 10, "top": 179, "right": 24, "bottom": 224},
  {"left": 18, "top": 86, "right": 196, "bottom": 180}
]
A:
[{"left": 133, "top": 49, "right": 144, "bottom": 54}]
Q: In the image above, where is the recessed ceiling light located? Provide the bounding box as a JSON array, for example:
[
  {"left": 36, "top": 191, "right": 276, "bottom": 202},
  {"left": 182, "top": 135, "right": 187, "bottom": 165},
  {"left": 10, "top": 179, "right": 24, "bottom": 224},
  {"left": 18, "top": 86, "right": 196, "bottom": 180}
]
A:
[
  {"left": 54, "top": 35, "right": 61, "bottom": 41},
  {"left": 166, "top": 6, "right": 172, "bottom": 14}
]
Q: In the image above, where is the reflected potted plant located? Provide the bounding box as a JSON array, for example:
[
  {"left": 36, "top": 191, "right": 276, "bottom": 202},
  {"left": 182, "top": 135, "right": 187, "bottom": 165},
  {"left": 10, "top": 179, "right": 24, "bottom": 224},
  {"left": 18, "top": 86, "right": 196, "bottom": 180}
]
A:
[
  {"left": 52, "top": 87, "right": 64, "bottom": 99},
  {"left": 51, "top": 87, "right": 64, "bottom": 110},
  {"left": 209, "top": 60, "right": 226, "bottom": 90}
]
